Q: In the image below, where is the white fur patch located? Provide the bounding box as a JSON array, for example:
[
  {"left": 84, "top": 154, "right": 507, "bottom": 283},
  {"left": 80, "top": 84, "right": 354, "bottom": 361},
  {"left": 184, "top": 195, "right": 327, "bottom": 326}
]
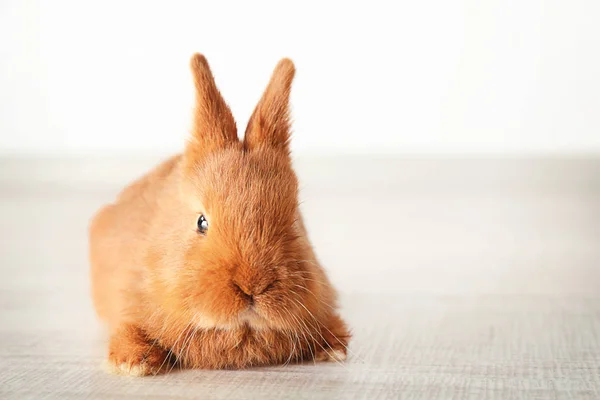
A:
[
  {"left": 315, "top": 348, "right": 347, "bottom": 362},
  {"left": 104, "top": 360, "right": 150, "bottom": 377},
  {"left": 329, "top": 349, "right": 347, "bottom": 362}
]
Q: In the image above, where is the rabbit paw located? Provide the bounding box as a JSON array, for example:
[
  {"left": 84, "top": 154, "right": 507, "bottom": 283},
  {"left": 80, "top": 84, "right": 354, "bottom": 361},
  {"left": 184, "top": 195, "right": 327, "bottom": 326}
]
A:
[
  {"left": 315, "top": 314, "right": 351, "bottom": 363},
  {"left": 106, "top": 325, "right": 173, "bottom": 376},
  {"left": 315, "top": 347, "right": 347, "bottom": 362}
]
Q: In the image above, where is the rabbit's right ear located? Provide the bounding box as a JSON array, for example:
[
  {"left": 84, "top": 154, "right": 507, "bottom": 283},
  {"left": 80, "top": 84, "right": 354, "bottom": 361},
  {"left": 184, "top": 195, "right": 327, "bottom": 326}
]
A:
[{"left": 185, "top": 54, "right": 238, "bottom": 167}]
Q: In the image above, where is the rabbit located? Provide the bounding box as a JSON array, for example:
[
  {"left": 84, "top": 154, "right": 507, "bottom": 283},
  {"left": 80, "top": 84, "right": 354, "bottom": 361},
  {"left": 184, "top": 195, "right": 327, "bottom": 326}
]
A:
[{"left": 89, "top": 53, "right": 350, "bottom": 376}]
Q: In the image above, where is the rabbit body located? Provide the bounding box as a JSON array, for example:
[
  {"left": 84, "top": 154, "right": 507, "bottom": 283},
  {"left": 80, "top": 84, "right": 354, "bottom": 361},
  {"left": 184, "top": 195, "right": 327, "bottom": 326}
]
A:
[{"left": 89, "top": 55, "right": 350, "bottom": 375}]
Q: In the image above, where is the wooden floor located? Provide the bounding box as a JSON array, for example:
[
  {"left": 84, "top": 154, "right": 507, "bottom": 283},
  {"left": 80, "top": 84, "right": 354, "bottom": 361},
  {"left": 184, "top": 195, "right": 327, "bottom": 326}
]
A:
[{"left": 1, "top": 156, "right": 599, "bottom": 399}]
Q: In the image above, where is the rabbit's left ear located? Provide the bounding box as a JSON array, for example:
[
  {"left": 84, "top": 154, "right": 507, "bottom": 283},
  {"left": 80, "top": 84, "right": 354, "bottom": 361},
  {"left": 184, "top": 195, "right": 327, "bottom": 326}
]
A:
[{"left": 243, "top": 59, "right": 295, "bottom": 153}]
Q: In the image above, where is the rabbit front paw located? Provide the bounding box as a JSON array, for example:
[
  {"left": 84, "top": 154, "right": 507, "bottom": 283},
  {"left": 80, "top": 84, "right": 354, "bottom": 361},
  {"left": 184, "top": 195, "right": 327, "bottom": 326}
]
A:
[
  {"left": 314, "top": 314, "right": 351, "bottom": 363},
  {"left": 106, "top": 325, "right": 173, "bottom": 376}
]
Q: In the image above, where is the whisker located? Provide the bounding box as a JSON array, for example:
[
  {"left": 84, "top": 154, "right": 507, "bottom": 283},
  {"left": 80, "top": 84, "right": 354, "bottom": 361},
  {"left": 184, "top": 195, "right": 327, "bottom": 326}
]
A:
[
  {"left": 264, "top": 305, "right": 298, "bottom": 367},
  {"left": 176, "top": 317, "right": 200, "bottom": 372},
  {"left": 280, "top": 314, "right": 297, "bottom": 367},
  {"left": 295, "top": 313, "right": 318, "bottom": 366},
  {"left": 288, "top": 308, "right": 348, "bottom": 370},
  {"left": 289, "top": 294, "right": 363, "bottom": 363},
  {"left": 291, "top": 283, "right": 337, "bottom": 312},
  {"left": 290, "top": 259, "right": 320, "bottom": 267},
  {"left": 288, "top": 270, "right": 331, "bottom": 288},
  {"left": 288, "top": 308, "right": 315, "bottom": 366},
  {"left": 157, "top": 319, "right": 193, "bottom": 375},
  {"left": 284, "top": 275, "right": 359, "bottom": 359}
]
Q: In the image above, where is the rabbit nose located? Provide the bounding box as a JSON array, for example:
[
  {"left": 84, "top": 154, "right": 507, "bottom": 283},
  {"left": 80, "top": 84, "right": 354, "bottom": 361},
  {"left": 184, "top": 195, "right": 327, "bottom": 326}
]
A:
[
  {"left": 232, "top": 264, "right": 276, "bottom": 299},
  {"left": 232, "top": 278, "right": 274, "bottom": 300},
  {"left": 233, "top": 281, "right": 254, "bottom": 304}
]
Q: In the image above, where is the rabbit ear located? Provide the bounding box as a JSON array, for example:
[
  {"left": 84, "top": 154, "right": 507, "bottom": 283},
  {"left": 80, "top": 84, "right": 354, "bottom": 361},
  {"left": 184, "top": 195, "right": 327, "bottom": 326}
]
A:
[
  {"left": 243, "top": 58, "right": 295, "bottom": 153},
  {"left": 185, "top": 54, "right": 238, "bottom": 164}
]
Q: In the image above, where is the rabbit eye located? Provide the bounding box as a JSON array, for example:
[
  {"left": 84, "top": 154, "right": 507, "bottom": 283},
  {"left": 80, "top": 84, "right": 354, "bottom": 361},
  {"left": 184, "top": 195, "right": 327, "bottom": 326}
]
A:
[{"left": 197, "top": 214, "right": 208, "bottom": 234}]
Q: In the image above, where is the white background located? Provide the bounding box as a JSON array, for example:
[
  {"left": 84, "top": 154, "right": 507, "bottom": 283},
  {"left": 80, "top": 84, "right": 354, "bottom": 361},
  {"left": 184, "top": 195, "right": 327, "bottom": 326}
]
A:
[{"left": 1, "top": 0, "right": 599, "bottom": 156}]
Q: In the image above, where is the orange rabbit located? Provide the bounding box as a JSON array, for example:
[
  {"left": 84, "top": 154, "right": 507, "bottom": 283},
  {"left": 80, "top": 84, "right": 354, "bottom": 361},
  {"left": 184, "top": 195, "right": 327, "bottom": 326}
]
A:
[{"left": 89, "top": 54, "right": 350, "bottom": 375}]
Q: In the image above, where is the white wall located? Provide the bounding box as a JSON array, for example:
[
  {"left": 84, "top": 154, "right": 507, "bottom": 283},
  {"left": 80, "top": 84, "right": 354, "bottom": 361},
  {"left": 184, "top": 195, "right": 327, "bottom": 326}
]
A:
[{"left": 1, "top": 0, "right": 599, "bottom": 155}]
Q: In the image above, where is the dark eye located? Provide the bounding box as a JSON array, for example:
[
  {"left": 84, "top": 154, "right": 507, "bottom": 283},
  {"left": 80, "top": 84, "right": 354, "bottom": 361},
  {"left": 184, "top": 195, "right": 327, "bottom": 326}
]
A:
[{"left": 197, "top": 214, "right": 208, "bottom": 234}]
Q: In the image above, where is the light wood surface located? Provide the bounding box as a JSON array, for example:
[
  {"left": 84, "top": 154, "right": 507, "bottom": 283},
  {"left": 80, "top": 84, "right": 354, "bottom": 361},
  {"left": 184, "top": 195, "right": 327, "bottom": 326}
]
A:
[{"left": 1, "top": 156, "right": 599, "bottom": 399}]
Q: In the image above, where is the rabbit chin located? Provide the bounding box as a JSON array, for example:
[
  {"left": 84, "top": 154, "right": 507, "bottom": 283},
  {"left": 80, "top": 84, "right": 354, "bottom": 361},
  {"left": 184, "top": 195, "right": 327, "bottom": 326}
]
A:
[
  {"left": 192, "top": 308, "right": 275, "bottom": 331},
  {"left": 237, "top": 308, "right": 273, "bottom": 330}
]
